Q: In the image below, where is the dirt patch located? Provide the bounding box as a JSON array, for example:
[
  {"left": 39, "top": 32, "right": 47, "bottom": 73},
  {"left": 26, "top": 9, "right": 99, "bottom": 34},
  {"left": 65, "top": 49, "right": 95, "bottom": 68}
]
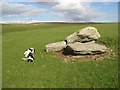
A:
[{"left": 50, "top": 48, "right": 117, "bottom": 62}]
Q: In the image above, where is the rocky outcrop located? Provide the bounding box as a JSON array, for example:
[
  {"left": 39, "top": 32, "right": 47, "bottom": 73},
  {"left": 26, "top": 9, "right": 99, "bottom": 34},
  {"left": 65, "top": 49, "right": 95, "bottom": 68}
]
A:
[
  {"left": 45, "top": 26, "right": 107, "bottom": 55},
  {"left": 45, "top": 41, "right": 66, "bottom": 52}
]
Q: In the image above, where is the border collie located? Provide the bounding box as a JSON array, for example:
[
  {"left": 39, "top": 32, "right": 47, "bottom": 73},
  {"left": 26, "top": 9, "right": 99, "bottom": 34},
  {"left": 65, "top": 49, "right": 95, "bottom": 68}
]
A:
[{"left": 22, "top": 48, "right": 35, "bottom": 62}]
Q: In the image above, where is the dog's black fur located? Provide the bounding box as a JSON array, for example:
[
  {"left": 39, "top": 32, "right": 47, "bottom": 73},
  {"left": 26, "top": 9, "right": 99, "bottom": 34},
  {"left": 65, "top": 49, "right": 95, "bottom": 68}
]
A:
[{"left": 27, "top": 53, "right": 35, "bottom": 62}]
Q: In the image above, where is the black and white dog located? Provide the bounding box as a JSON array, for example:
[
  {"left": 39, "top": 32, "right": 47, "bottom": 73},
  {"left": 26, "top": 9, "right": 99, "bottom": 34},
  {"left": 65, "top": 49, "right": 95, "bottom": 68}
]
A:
[{"left": 22, "top": 48, "right": 35, "bottom": 62}]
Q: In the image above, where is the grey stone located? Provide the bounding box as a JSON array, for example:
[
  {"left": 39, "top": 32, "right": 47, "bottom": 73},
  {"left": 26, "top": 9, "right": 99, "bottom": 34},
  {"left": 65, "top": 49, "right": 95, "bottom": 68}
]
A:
[
  {"left": 77, "top": 27, "right": 101, "bottom": 42},
  {"left": 65, "top": 27, "right": 101, "bottom": 44},
  {"left": 65, "top": 32, "right": 79, "bottom": 44},
  {"left": 64, "top": 41, "right": 107, "bottom": 55},
  {"left": 45, "top": 41, "right": 67, "bottom": 52}
]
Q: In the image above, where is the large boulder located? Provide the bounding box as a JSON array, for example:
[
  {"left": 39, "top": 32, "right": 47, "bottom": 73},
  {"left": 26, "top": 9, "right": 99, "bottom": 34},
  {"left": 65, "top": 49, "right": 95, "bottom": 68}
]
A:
[
  {"left": 64, "top": 41, "right": 107, "bottom": 55},
  {"left": 65, "top": 27, "right": 101, "bottom": 44},
  {"left": 77, "top": 27, "right": 101, "bottom": 42},
  {"left": 45, "top": 41, "right": 67, "bottom": 52}
]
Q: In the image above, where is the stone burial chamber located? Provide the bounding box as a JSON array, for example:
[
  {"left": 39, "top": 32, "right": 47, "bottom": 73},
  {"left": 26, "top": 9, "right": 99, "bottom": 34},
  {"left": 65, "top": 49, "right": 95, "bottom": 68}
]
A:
[{"left": 45, "top": 26, "right": 107, "bottom": 55}]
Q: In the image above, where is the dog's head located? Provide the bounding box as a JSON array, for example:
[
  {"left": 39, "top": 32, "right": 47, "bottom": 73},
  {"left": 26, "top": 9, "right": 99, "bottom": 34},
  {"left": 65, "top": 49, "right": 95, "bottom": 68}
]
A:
[{"left": 29, "top": 47, "right": 35, "bottom": 54}]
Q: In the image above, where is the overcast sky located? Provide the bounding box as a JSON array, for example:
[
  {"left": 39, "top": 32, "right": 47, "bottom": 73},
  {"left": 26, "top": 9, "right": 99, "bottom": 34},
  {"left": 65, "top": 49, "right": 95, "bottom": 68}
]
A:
[{"left": 1, "top": 0, "right": 119, "bottom": 23}]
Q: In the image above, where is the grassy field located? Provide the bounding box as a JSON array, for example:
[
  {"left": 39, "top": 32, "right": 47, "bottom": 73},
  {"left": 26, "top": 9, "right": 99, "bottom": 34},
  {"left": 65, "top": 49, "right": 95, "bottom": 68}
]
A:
[{"left": 2, "top": 23, "right": 118, "bottom": 88}]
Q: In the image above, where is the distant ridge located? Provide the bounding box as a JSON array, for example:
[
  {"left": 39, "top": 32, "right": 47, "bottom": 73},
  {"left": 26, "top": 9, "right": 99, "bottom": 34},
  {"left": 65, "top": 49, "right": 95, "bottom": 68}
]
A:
[
  {"left": 0, "top": 21, "right": 117, "bottom": 24},
  {"left": 31, "top": 22, "right": 117, "bottom": 24}
]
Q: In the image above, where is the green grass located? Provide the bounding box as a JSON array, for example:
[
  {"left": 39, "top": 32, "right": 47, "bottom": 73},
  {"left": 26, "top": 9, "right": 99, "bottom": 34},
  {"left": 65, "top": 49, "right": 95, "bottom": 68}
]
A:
[{"left": 2, "top": 23, "right": 118, "bottom": 88}]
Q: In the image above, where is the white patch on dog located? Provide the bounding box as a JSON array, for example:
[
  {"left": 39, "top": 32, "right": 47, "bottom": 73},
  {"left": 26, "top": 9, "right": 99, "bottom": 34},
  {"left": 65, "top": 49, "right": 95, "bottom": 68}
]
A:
[{"left": 24, "top": 49, "right": 31, "bottom": 57}]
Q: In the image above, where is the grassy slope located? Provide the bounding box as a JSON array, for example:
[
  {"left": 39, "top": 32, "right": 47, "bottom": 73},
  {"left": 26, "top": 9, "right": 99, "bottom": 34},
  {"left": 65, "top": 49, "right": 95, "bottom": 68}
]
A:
[{"left": 2, "top": 23, "right": 118, "bottom": 88}]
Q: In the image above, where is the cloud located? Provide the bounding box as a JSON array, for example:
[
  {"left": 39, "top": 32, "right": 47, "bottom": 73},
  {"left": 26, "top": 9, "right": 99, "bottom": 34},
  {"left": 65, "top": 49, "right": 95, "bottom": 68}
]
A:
[
  {"left": 39, "top": 1, "right": 118, "bottom": 22},
  {"left": 1, "top": 18, "right": 39, "bottom": 24},
  {"left": 0, "top": 20, "right": 27, "bottom": 24},
  {"left": 41, "top": 2, "right": 101, "bottom": 21},
  {"left": 1, "top": 2, "right": 43, "bottom": 17}
]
